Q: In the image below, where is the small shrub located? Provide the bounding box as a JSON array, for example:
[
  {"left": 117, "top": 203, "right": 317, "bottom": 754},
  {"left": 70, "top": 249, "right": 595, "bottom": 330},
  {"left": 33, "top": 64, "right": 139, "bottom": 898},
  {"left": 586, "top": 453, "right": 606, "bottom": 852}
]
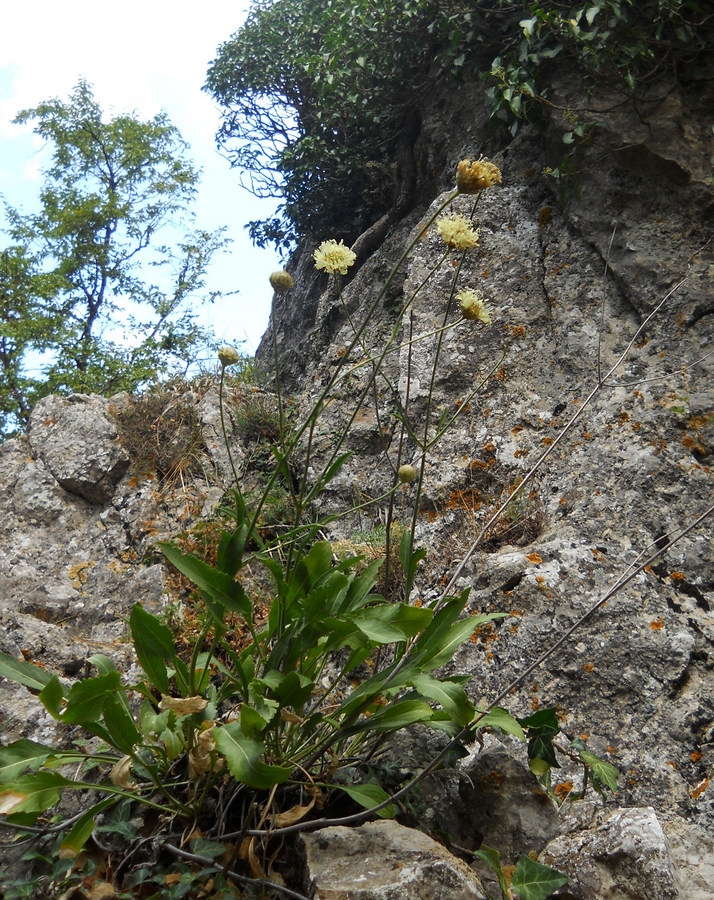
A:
[{"left": 114, "top": 388, "right": 207, "bottom": 483}]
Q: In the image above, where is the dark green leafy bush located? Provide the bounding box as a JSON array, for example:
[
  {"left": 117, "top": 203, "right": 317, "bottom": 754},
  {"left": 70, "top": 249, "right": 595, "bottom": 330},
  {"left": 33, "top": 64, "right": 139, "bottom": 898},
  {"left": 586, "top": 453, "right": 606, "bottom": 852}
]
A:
[{"left": 206, "top": 0, "right": 711, "bottom": 249}]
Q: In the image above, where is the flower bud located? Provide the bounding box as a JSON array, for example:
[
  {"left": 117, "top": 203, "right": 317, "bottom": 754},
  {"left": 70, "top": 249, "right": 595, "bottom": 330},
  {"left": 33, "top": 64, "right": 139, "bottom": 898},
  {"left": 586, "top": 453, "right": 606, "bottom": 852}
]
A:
[
  {"left": 269, "top": 270, "right": 294, "bottom": 293},
  {"left": 218, "top": 346, "right": 240, "bottom": 368},
  {"left": 398, "top": 464, "right": 417, "bottom": 484}
]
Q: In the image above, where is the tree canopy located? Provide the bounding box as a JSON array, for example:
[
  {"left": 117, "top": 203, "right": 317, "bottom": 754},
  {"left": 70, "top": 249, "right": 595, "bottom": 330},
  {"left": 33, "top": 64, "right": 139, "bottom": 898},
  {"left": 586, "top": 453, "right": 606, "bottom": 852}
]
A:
[
  {"left": 1, "top": 80, "right": 227, "bottom": 436},
  {"left": 206, "top": 0, "right": 711, "bottom": 252}
]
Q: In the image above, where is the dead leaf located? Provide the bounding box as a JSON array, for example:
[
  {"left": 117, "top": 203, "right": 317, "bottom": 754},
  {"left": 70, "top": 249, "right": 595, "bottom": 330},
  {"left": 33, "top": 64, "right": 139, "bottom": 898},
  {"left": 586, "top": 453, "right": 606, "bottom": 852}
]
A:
[
  {"left": 0, "top": 791, "right": 26, "bottom": 815},
  {"left": 273, "top": 797, "right": 315, "bottom": 827},
  {"left": 109, "top": 756, "right": 137, "bottom": 790},
  {"left": 159, "top": 695, "right": 208, "bottom": 716}
]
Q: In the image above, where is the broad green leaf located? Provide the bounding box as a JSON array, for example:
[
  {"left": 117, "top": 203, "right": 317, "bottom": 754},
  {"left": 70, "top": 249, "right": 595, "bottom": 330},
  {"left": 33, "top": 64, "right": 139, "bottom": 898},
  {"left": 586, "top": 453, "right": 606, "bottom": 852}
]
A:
[
  {"left": 270, "top": 670, "right": 313, "bottom": 709},
  {"left": 0, "top": 741, "right": 55, "bottom": 783},
  {"left": 0, "top": 771, "right": 72, "bottom": 817},
  {"left": 39, "top": 675, "right": 64, "bottom": 719},
  {"left": 130, "top": 604, "right": 175, "bottom": 694},
  {"left": 217, "top": 524, "right": 249, "bottom": 577},
  {"left": 354, "top": 614, "right": 406, "bottom": 644},
  {"left": 59, "top": 797, "right": 116, "bottom": 857},
  {"left": 411, "top": 615, "right": 481, "bottom": 672},
  {"left": 61, "top": 671, "right": 121, "bottom": 726},
  {"left": 158, "top": 542, "right": 251, "bottom": 620},
  {"left": 579, "top": 750, "right": 618, "bottom": 792},
  {"left": 511, "top": 855, "right": 568, "bottom": 900},
  {"left": 473, "top": 844, "right": 508, "bottom": 895},
  {"left": 475, "top": 706, "right": 526, "bottom": 741},
  {"left": 336, "top": 783, "right": 395, "bottom": 818},
  {"left": 101, "top": 694, "right": 143, "bottom": 754},
  {"left": 353, "top": 699, "right": 433, "bottom": 732},
  {"left": 0, "top": 652, "right": 55, "bottom": 693},
  {"left": 410, "top": 674, "right": 474, "bottom": 726},
  {"left": 88, "top": 654, "right": 119, "bottom": 675},
  {"left": 213, "top": 722, "right": 292, "bottom": 789},
  {"left": 378, "top": 603, "right": 432, "bottom": 637}
]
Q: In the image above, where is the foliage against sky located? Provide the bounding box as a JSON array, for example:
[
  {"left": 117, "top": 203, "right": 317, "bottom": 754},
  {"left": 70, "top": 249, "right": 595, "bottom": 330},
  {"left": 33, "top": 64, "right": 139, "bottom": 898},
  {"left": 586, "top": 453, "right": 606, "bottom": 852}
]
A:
[
  {"left": 206, "top": 0, "right": 711, "bottom": 251},
  {"left": 0, "top": 80, "right": 226, "bottom": 435}
]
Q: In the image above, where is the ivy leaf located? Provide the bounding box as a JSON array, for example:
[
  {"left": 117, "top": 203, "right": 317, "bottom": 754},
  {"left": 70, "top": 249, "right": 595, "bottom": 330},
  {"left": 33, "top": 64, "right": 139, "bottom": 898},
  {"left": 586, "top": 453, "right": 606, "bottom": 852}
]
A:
[
  {"left": 579, "top": 750, "right": 618, "bottom": 792},
  {"left": 511, "top": 855, "right": 568, "bottom": 900}
]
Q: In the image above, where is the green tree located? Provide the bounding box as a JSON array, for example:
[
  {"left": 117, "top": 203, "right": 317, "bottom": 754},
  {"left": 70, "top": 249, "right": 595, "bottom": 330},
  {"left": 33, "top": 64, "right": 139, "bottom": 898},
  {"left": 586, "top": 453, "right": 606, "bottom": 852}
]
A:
[
  {"left": 1, "top": 79, "right": 227, "bottom": 436},
  {"left": 206, "top": 0, "right": 711, "bottom": 251}
]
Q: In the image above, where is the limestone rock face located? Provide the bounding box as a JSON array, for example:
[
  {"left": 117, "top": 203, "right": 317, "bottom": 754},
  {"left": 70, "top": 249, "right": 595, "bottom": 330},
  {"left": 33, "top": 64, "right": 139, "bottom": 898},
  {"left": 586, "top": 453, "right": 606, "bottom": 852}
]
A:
[
  {"left": 1, "top": 47, "right": 713, "bottom": 900},
  {"left": 301, "top": 820, "right": 487, "bottom": 900},
  {"left": 27, "top": 394, "right": 130, "bottom": 503},
  {"left": 542, "top": 807, "right": 679, "bottom": 900}
]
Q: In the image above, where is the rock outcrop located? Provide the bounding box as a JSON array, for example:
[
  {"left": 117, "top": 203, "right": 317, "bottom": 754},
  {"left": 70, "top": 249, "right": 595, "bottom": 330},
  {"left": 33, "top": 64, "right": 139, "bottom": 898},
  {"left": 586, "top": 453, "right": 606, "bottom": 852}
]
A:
[{"left": 1, "top": 53, "right": 713, "bottom": 900}]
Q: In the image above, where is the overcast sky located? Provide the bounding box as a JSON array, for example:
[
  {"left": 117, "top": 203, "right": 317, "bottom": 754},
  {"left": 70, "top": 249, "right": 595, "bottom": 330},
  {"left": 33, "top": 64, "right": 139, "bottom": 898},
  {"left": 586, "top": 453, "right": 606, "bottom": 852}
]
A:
[{"left": 0, "top": 1, "right": 279, "bottom": 357}]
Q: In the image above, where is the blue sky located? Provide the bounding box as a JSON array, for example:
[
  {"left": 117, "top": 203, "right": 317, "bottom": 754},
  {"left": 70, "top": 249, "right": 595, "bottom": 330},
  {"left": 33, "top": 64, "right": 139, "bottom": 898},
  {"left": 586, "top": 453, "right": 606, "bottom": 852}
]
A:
[{"left": 0, "top": 1, "right": 279, "bottom": 358}]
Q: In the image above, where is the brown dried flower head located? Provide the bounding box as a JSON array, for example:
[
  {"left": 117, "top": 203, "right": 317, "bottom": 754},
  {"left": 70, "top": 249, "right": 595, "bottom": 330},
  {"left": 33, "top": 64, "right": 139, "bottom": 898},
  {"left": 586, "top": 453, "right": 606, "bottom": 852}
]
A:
[
  {"left": 456, "top": 157, "right": 502, "bottom": 193},
  {"left": 269, "top": 270, "right": 294, "bottom": 293}
]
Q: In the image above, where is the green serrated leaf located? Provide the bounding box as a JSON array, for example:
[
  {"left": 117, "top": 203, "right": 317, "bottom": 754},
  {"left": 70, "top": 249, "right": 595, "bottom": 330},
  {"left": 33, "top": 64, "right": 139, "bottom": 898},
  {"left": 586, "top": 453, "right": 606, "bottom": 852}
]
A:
[
  {"left": 213, "top": 722, "right": 292, "bottom": 789},
  {"left": 61, "top": 671, "right": 121, "bottom": 726},
  {"left": 159, "top": 542, "right": 251, "bottom": 620},
  {"left": 101, "top": 694, "right": 143, "bottom": 754},
  {"left": 130, "top": 604, "right": 175, "bottom": 694},
  {"left": 0, "top": 741, "right": 55, "bottom": 783},
  {"left": 39, "top": 675, "right": 64, "bottom": 719},
  {"left": 410, "top": 673, "right": 474, "bottom": 726},
  {"left": 512, "top": 855, "right": 568, "bottom": 900}
]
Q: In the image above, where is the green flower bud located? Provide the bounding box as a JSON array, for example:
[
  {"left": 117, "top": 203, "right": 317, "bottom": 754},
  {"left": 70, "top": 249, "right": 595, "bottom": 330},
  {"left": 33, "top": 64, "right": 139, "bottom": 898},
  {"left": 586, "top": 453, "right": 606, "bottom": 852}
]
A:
[{"left": 398, "top": 464, "right": 417, "bottom": 484}]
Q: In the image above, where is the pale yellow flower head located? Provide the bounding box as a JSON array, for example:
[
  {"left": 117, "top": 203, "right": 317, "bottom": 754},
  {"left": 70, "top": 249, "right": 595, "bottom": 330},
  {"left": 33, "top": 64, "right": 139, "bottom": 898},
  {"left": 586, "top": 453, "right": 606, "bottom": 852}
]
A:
[
  {"left": 218, "top": 346, "right": 240, "bottom": 368},
  {"left": 457, "top": 289, "right": 491, "bottom": 324},
  {"left": 313, "top": 239, "right": 357, "bottom": 275},
  {"left": 456, "top": 157, "right": 502, "bottom": 193},
  {"left": 436, "top": 213, "right": 480, "bottom": 251},
  {"left": 269, "top": 270, "right": 294, "bottom": 293}
]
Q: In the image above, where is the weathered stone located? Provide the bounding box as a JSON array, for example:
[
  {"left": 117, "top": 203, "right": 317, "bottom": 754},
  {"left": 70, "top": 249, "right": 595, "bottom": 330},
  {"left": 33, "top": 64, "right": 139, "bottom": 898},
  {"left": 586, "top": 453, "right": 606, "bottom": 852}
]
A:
[
  {"left": 301, "top": 820, "right": 487, "bottom": 900},
  {"left": 542, "top": 807, "right": 678, "bottom": 900},
  {"left": 28, "top": 393, "right": 130, "bottom": 503}
]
